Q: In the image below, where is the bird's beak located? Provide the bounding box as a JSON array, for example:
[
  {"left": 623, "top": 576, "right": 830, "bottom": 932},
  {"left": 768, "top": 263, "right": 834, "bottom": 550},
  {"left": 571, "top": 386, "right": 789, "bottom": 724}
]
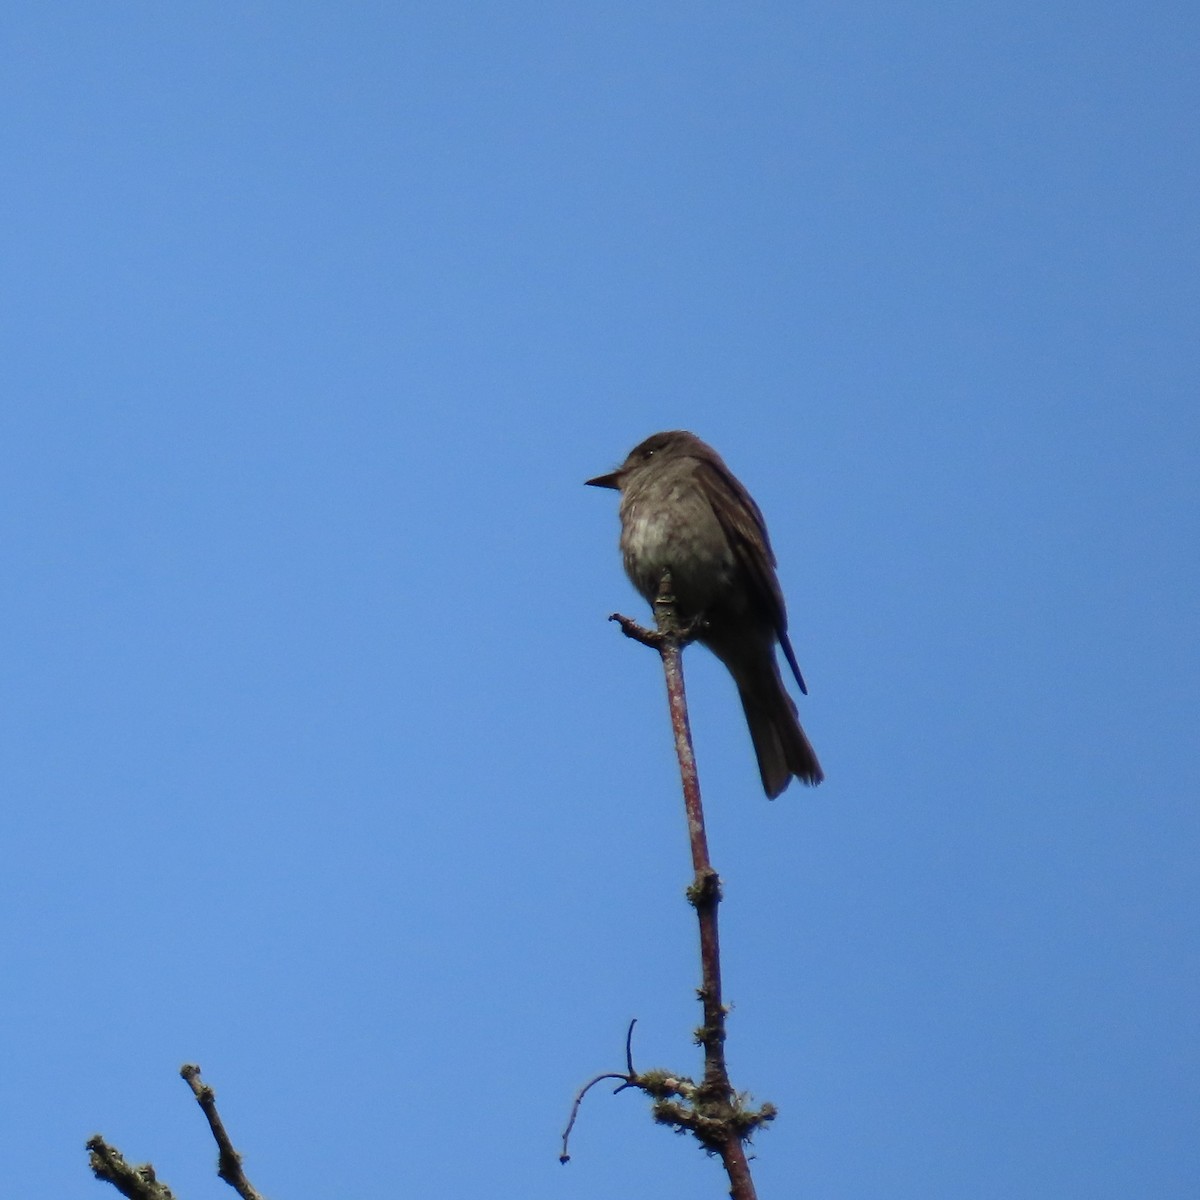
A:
[{"left": 585, "top": 469, "right": 622, "bottom": 490}]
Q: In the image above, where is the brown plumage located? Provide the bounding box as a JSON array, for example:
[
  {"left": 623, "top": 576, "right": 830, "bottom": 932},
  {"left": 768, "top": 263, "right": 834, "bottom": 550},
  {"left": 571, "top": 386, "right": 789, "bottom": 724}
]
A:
[{"left": 587, "top": 430, "right": 823, "bottom": 797}]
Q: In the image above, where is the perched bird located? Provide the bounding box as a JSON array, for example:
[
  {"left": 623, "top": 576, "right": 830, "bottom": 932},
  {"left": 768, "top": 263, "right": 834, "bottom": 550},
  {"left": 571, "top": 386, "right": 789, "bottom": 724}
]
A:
[{"left": 587, "top": 430, "right": 823, "bottom": 797}]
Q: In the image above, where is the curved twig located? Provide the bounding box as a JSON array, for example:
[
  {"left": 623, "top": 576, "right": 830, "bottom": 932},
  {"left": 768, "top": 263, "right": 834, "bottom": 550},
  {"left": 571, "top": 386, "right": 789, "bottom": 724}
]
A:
[{"left": 559, "top": 1071, "right": 634, "bottom": 1163}]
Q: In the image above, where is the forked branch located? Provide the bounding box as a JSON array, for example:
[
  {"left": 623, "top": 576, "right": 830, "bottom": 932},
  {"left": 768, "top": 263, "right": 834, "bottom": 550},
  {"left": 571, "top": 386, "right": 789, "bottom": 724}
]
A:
[{"left": 88, "top": 1066, "right": 266, "bottom": 1200}]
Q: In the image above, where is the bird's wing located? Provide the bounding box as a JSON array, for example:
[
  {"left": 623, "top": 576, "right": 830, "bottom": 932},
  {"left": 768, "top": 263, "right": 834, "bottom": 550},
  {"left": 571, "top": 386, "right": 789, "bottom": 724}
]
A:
[{"left": 695, "top": 458, "right": 809, "bottom": 695}]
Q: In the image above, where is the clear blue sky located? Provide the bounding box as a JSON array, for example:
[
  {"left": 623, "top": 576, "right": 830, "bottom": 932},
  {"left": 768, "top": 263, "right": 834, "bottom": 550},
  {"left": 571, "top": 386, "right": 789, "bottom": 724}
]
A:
[{"left": 2, "top": 4, "right": 1196, "bottom": 1197}]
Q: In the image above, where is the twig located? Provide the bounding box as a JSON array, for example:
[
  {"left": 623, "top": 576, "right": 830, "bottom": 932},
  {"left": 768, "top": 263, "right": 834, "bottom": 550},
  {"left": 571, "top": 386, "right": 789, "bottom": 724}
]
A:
[
  {"left": 560, "top": 1019, "right": 639, "bottom": 1161},
  {"left": 180, "top": 1064, "right": 267, "bottom": 1200},
  {"left": 560, "top": 1072, "right": 632, "bottom": 1163}
]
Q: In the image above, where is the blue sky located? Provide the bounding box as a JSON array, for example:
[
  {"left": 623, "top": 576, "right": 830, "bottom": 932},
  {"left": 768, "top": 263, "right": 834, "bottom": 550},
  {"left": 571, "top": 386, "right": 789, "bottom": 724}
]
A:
[{"left": 2, "top": 3, "right": 1197, "bottom": 1197}]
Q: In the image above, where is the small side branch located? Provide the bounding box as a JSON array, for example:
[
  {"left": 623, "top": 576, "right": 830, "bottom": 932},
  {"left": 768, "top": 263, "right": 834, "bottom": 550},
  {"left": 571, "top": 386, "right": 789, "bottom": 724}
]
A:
[
  {"left": 608, "top": 609, "right": 705, "bottom": 651},
  {"left": 561, "top": 1018, "right": 639, "bottom": 1161},
  {"left": 180, "top": 1064, "right": 266, "bottom": 1200},
  {"left": 560, "top": 1021, "right": 773, "bottom": 1173},
  {"left": 560, "top": 1072, "right": 633, "bottom": 1163}
]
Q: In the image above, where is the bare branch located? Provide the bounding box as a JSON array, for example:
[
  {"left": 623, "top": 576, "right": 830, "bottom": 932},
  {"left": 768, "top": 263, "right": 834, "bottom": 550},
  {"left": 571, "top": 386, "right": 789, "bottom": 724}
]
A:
[
  {"left": 180, "top": 1064, "right": 267, "bottom": 1200},
  {"left": 86, "top": 1136, "right": 176, "bottom": 1200},
  {"left": 559, "top": 1071, "right": 634, "bottom": 1163},
  {"left": 567, "top": 571, "right": 776, "bottom": 1198}
]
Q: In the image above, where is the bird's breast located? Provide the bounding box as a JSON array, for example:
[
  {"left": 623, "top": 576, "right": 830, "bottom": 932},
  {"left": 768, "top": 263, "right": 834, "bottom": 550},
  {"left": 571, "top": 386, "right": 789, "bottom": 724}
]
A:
[{"left": 618, "top": 484, "right": 736, "bottom": 615}]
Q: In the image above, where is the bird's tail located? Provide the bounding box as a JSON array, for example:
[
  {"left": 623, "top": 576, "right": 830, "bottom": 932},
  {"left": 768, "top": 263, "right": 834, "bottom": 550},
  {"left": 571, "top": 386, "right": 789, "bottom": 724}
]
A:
[{"left": 734, "top": 659, "right": 824, "bottom": 798}]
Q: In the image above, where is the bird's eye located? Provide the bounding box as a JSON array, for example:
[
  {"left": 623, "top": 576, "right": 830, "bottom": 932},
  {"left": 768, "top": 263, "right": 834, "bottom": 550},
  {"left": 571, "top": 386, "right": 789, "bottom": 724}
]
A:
[{"left": 643, "top": 448, "right": 656, "bottom": 459}]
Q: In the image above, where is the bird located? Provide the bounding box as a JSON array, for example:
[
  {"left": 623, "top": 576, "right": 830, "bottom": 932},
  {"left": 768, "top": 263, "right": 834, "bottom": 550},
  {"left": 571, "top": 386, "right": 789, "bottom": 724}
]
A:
[{"left": 587, "top": 430, "right": 823, "bottom": 797}]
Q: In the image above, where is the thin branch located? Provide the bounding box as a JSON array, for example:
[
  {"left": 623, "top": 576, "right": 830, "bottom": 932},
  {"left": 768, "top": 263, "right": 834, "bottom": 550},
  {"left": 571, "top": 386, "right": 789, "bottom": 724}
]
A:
[
  {"left": 560, "top": 1071, "right": 635, "bottom": 1162},
  {"left": 560, "top": 1019, "right": 643, "bottom": 1162},
  {"left": 180, "top": 1064, "right": 266, "bottom": 1200},
  {"left": 588, "top": 572, "right": 775, "bottom": 1199},
  {"left": 652, "top": 574, "right": 763, "bottom": 1199},
  {"left": 565, "top": 573, "right": 775, "bottom": 1192}
]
